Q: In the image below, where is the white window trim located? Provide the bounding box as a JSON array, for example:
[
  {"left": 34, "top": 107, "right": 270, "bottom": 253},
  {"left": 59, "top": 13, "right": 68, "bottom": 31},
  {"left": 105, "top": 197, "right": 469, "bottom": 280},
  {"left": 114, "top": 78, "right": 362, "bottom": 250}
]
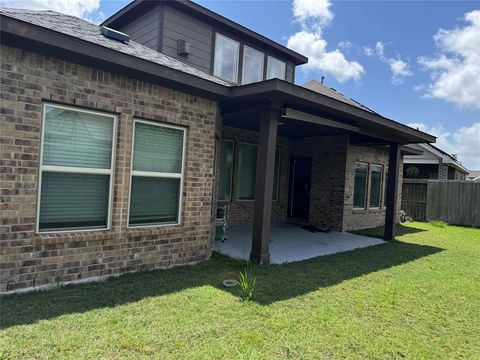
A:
[
  {"left": 127, "top": 119, "right": 187, "bottom": 228},
  {"left": 353, "top": 162, "right": 369, "bottom": 210},
  {"left": 241, "top": 45, "right": 264, "bottom": 85},
  {"left": 213, "top": 33, "right": 240, "bottom": 83},
  {"left": 36, "top": 103, "right": 117, "bottom": 234},
  {"left": 218, "top": 139, "right": 235, "bottom": 203},
  {"left": 369, "top": 164, "right": 383, "bottom": 210},
  {"left": 266, "top": 55, "right": 286, "bottom": 80}
]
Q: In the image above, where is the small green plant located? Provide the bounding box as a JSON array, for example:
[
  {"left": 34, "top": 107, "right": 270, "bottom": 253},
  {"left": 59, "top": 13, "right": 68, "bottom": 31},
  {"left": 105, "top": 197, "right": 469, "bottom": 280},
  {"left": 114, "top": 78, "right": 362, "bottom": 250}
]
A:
[
  {"left": 237, "top": 267, "right": 256, "bottom": 301},
  {"left": 430, "top": 220, "right": 447, "bottom": 228}
]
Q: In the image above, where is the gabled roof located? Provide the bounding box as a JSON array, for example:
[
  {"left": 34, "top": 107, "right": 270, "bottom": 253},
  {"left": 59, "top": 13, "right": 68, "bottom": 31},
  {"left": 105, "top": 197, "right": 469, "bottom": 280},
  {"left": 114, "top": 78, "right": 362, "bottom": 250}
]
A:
[
  {"left": 404, "top": 143, "right": 470, "bottom": 174},
  {"left": 0, "top": 8, "right": 231, "bottom": 87},
  {"left": 101, "top": 0, "right": 308, "bottom": 66}
]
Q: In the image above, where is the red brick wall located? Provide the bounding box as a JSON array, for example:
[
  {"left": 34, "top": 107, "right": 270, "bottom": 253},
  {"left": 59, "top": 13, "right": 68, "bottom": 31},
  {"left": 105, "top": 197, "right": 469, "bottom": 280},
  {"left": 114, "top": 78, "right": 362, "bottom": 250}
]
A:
[{"left": 0, "top": 45, "right": 219, "bottom": 292}]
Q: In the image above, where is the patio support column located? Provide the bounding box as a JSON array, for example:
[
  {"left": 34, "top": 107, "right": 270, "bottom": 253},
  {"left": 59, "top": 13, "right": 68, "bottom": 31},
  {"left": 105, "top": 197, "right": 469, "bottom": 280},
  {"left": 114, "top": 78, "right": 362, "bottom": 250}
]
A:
[
  {"left": 250, "top": 107, "right": 279, "bottom": 263},
  {"left": 384, "top": 142, "right": 401, "bottom": 241}
]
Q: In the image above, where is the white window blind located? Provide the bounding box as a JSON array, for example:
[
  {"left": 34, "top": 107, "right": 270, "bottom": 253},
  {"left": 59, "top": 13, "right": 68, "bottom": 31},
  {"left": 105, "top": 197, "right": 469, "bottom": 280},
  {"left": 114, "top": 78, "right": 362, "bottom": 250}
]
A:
[
  {"left": 128, "top": 120, "right": 186, "bottom": 227},
  {"left": 37, "top": 104, "right": 116, "bottom": 233}
]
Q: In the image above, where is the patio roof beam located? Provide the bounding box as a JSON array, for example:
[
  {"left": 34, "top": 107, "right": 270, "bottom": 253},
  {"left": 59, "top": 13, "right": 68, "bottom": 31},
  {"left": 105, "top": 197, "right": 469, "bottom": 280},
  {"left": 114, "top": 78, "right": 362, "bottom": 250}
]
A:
[
  {"left": 283, "top": 108, "right": 360, "bottom": 132},
  {"left": 384, "top": 143, "right": 401, "bottom": 241},
  {"left": 251, "top": 107, "right": 280, "bottom": 263}
]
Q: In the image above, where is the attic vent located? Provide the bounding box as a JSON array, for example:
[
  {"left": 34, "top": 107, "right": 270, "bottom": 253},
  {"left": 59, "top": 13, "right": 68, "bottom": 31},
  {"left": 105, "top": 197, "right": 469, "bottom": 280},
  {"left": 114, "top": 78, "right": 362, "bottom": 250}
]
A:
[
  {"left": 177, "top": 39, "right": 191, "bottom": 57},
  {"left": 100, "top": 26, "right": 130, "bottom": 43}
]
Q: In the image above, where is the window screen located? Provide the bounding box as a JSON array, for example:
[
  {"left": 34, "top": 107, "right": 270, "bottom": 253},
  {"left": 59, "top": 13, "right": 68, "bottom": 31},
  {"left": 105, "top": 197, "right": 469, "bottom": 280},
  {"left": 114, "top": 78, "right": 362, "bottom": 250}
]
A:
[{"left": 38, "top": 104, "right": 115, "bottom": 232}]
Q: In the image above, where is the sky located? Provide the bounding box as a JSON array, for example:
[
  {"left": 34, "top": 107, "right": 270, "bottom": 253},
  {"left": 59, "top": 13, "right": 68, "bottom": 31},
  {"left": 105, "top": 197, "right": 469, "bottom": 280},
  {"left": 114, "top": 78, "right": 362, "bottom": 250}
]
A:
[{"left": 3, "top": 0, "right": 479, "bottom": 169}]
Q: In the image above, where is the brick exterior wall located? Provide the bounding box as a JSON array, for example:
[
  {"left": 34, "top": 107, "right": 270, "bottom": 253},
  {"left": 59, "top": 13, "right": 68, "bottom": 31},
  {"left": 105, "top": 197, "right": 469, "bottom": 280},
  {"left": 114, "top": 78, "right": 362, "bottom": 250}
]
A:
[
  {"left": 343, "top": 144, "right": 403, "bottom": 231},
  {"left": 290, "top": 135, "right": 349, "bottom": 231},
  {"left": 438, "top": 163, "right": 448, "bottom": 180},
  {"left": 0, "top": 45, "right": 219, "bottom": 292},
  {"left": 220, "top": 126, "right": 290, "bottom": 224}
]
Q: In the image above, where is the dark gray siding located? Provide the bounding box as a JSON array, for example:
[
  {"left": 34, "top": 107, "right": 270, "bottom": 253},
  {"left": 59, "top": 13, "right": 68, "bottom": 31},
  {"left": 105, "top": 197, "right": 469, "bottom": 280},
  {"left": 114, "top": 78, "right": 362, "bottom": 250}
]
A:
[
  {"left": 286, "top": 61, "right": 295, "bottom": 83},
  {"left": 162, "top": 5, "right": 213, "bottom": 74},
  {"left": 117, "top": 7, "right": 160, "bottom": 50}
]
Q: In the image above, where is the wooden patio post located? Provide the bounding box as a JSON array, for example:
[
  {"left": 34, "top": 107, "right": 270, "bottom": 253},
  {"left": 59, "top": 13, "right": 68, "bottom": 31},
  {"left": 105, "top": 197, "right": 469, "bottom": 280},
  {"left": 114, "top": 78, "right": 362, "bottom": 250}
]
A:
[
  {"left": 384, "top": 142, "right": 401, "bottom": 241},
  {"left": 250, "top": 107, "right": 279, "bottom": 263}
]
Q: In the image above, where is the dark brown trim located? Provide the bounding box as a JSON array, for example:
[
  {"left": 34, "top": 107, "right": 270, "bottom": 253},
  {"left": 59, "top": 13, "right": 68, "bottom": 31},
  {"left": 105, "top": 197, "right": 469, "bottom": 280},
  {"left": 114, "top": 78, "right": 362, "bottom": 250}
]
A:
[
  {"left": 251, "top": 108, "right": 279, "bottom": 263},
  {"left": 102, "top": 0, "right": 308, "bottom": 65},
  {"left": 384, "top": 143, "right": 401, "bottom": 241}
]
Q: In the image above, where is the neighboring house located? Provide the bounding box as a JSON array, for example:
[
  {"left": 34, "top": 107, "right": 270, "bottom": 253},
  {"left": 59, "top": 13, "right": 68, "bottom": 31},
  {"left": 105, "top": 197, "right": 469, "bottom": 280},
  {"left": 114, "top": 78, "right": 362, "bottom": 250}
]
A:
[
  {"left": 0, "top": 0, "right": 435, "bottom": 292},
  {"left": 467, "top": 171, "right": 480, "bottom": 182},
  {"left": 403, "top": 143, "right": 469, "bottom": 180}
]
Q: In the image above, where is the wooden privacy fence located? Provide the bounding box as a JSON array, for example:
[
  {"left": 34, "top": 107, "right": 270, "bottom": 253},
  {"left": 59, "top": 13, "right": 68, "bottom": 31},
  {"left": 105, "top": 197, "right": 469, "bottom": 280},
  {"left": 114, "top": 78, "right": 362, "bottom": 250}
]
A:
[{"left": 402, "top": 179, "right": 480, "bottom": 227}]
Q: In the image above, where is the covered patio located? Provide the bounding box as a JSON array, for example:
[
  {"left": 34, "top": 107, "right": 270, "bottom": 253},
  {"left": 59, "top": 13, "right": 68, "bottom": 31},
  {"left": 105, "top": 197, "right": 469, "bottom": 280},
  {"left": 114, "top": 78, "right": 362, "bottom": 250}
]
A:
[{"left": 214, "top": 222, "right": 385, "bottom": 264}]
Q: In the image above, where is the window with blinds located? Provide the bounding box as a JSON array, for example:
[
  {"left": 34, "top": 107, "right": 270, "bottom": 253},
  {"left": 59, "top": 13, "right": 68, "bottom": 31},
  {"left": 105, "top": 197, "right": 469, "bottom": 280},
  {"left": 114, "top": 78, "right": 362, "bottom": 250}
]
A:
[
  {"left": 370, "top": 165, "right": 383, "bottom": 208},
  {"left": 37, "top": 104, "right": 116, "bottom": 233},
  {"left": 237, "top": 143, "right": 280, "bottom": 201},
  {"left": 128, "top": 120, "right": 185, "bottom": 227},
  {"left": 353, "top": 162, "right": 368, "bottom": 209},
  {"left": 218, "top": 139, "right": 234, "bottom": 202}
]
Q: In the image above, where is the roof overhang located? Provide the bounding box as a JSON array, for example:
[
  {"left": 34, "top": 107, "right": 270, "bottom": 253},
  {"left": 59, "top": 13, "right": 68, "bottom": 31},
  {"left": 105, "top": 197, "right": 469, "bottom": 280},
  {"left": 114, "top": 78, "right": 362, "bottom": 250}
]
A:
[
  {"left": 0, "top": 14, "right": 230, "bottom": 100},
  {"left": 101, "top": 0, "right": 308, "bottom": 66},
  {"left": 223, "top": 80, "right": 436, "bottom": 144}
]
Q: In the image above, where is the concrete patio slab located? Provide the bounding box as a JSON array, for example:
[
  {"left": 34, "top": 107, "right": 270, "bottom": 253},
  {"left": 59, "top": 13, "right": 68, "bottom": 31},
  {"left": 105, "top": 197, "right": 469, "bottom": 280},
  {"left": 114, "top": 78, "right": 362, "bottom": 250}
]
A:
[{"left": 214, "top": 222, "right": 385, "bottom": 264}]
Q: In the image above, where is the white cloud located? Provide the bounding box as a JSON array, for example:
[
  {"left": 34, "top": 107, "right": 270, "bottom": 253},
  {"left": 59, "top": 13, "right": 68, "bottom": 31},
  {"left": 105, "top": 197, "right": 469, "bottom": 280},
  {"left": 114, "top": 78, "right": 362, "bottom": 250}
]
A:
[
  {"left": 365, "top": 41, "right": 412, "bottom": 84},
  {"left": 389, "top": 58, "right": 413, "bottom": 84},
  {"left": 1, "top": 0, "right": 102, "bottom": 22},
  {"left": 287, "top": 0, "right": 364, "bottom": 83},
  {"left": 418, "top": 10, "right": 480, "bottom": 109},
  {"left": 408, "top": 122, "right": 480, "bottom": 169},
  {"left": 338, "top": 40, "right": 353, "bottom": 50}
]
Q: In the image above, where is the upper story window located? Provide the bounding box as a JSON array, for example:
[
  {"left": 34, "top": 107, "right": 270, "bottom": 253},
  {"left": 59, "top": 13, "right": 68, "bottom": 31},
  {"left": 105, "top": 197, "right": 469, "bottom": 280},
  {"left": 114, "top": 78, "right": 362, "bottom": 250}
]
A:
[
  {"left": 214, "top": 33, "right": 239, "bottom": 83},
  {"left": 266, "top": 56, "right": 286, "bottom": 80},
  {"left": 242, "top": 46, "right": 264, "bottom": 84}
]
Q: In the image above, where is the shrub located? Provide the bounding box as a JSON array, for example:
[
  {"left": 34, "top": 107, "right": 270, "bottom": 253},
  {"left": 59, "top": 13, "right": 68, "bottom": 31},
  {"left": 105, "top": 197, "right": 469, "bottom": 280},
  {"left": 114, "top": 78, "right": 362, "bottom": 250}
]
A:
[
  {"left": 237, "top": 268, "right": 256, "bottom": 301},
  {"left": 430, "top": 220, "right": 447, "bottom": 228}
]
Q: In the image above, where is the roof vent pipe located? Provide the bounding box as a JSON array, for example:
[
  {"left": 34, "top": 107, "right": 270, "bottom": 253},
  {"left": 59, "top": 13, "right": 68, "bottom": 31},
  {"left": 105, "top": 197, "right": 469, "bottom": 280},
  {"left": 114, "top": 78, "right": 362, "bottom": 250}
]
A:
[{"left": 100, "top": 26, "right": 130, "bottom": 43}]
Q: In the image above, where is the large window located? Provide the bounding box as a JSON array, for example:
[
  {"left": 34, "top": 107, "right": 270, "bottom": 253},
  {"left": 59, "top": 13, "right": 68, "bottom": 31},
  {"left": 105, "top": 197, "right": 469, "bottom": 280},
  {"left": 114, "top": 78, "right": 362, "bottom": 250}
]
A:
[
  {"left": 37, "top": 104, "right": 116, "bottom": 233},
  {"left": 237, "top": 143, "right": 280, "bottom": 201},
  {"left": 266, "top": 56, "right": 286, "bottom": 80},
  {"left": 214, "top": 33, "right": 240, "bottom": 83},
  {"left": 353, "top": 162, "right": 368, "bottom": 209},
  {"left": 242, "top": 46, "right": 264, "bottom": 84},
  {"left": 369, "top": 165, "right": 383, "bottom": 208},
  {"left": 129, "top": 120, "right": 185, "bottom": 227},
  {"left": 218, "top": 139, "right": 234, "bottom": 201},
  {"left": 237, "top": 143, "right": 257, "bottom": 200}
]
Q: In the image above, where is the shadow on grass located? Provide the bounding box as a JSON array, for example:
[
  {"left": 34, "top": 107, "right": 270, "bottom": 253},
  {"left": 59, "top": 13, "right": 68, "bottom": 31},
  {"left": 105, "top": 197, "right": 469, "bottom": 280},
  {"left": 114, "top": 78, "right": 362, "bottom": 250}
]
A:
[
  {"left": 0, "top": 239, "right": 442, "bottom": 329},
  {"left": 351, "top": 223, "right": 428, "bottom": 239}
]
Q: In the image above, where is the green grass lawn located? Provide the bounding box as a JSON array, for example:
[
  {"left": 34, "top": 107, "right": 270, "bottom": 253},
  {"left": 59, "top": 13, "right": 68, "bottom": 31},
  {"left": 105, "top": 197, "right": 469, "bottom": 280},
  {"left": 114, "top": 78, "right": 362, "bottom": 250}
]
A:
[{"left": 1, "top": 222, "right": 479, "bottom": 359}]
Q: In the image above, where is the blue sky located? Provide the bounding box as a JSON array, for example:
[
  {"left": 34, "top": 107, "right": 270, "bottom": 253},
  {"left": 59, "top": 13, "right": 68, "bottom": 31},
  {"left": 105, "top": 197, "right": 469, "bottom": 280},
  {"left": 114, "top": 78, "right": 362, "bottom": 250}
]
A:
[{"left": 4, "top": 0, "right": 479, "bottom": 169}]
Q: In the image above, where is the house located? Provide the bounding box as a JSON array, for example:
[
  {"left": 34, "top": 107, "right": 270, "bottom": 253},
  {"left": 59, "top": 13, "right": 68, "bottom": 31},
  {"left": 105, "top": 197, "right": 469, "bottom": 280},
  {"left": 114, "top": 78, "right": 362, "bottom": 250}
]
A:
[
  {"left": 466, "top": 171, "right": 480, "bottom": 182},
  {"left": 403, "top": 143, "right": 469, "bottom": 180},
  {"left": 0, "top": 0, "right": 435, "bottom": 292}
]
